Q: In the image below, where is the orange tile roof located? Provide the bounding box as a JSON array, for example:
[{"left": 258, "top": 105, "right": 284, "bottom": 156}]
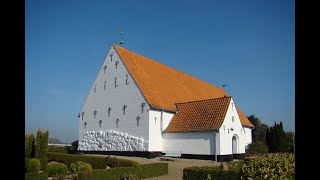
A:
[
  {"left": 113, "top": 44, "right": 254, "bottom": 128},
  {"left": 164, "top": 97, "right": 232, "bottom": 132},
  {"left": 114, "top": 45, "right": 227, "bottom": 111},
  {"left": 236, "top": 105, "right": 254, "bottom": 128}
]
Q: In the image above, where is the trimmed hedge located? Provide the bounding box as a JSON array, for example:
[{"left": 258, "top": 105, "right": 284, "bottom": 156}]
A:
[
  {"left": 241, "top": 153, "right": 295, "bottom": 179},
  {"left": 105, "top": 156, "right": 139, "bottom": 167},
  {"left": 47, "top": 163, "right": 68, "bottom": 176},
  {"left": 78, "top": 163, "right": 168, "bottom": 180},
  {"left": 183, "top": 166, "right": 240, "bottom": 180},
  {"left": 48, "top": 152, "right": 107, "bottom": 169},
  {"left": 48, "top": 145, "right": 68, "bottom": 154},
  {"left": 25, "top": 158, "right": 48, "bottom": 172},
  {"left": 25, "top": 172, "right": 48, "bottom": 180},
  {"left": 28, "top": 158, "right": 41, "bottom": 173},
  {"left": 139, "top": 163, "right": 168, "bottom": 179}
]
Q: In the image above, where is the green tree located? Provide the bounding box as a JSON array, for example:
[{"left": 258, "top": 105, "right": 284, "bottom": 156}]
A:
[
  {"left": 25, "top": 133, "right": 35, "bottom": 158},
  {"left": 35, "top": 129, "right": 49, "bottom": 158},
  {"left": 284, "top": 131, "right": 295, "bottom": 153},
  {"left": 246, "top": 115, "right": 269, "bottom": 154},
  {"left": 247, "top": 115, "right": 268, "bottom": 143},
  {"left": 266, "top": 122, "right": 287, "bottom": 152}
]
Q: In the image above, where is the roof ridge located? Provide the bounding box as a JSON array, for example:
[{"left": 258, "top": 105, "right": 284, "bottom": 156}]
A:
[
  {"left": 176, "top": 96, "right": 232, "bottom": 105},
  {"left": 113, "top": 44, "right": 226, "bottom": 93}
]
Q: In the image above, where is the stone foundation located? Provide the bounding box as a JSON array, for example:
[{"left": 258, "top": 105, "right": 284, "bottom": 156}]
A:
[{"left": 78, "top": 130, "right": 149, "bottom": 151}]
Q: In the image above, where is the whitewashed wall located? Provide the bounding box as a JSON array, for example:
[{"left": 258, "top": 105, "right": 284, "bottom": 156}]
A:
[
  {"left": 218, "top": 98, "right": 246, "bottom": 155},
  {"left": 243, "top": 127, "right": 252, "bottom": 148},
  {"left": 78, "top": 46, "right": 150, "bottom": 150},
  {"left": 163, "top": 132, "right": 216, "bottom": 155},
  {"left": 148, "top": 110, "right": 174, "bottom": 151}
]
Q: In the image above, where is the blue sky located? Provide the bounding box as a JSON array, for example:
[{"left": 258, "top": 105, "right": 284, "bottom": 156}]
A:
[{"left": 26, "top": 0, "right": 295, "bottom": 143}]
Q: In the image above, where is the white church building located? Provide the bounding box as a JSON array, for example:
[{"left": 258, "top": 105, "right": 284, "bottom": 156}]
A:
[{"left": 77, "top": 44, "right": 254, "bottom": 162}]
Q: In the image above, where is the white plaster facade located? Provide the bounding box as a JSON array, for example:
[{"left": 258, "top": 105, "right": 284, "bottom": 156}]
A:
[
  {"left": 163, "top": 132, "right": 216, "bottom": 155},
  {"left": 78, "top": 46, "right": 150, "bottom": 150},
  {"left": 148, "top": 110, "right": 174, "bottom": 151},
  {"left": 217, "top": 98, "right": 246, "bottom": 155}
]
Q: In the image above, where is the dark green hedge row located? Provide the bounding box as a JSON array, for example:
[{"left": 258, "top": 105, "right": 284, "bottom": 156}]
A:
[
  {"left": 25, "top": 158, "right": 48, "bottom": 172},
  {"left": 78, "top": 163, "right": 168, "bottom": 180},
  {"left": 25, "top": 172, "right": 48, "bottom": 180},
  {"left": 48, "top": 145, "right": 68, "bottom": 154},
  {"left": 47, "top": 153, "right": 140, "bottom": 169},
  {"left": 48, "top": 152, "right": 106, "bottom": 169},
  {"left": 183, "top": 166, "right": 240, "bottom": 180},
  {"left": 105, "top": 156, "right": 139, "bottom": 167}
]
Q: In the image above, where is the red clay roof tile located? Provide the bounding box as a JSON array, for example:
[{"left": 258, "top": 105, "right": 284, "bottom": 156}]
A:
[{"left": 113, "top": 44, "right": 254, "bottom": 128}]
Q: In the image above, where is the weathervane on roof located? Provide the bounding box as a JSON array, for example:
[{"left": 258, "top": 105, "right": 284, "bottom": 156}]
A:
[{"left": 120, "top": 31, "right": 124, "bottom": 46}]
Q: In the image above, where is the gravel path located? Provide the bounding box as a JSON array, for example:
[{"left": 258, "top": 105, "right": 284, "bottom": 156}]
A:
[{"left": 88, "top": 154, "right": 221, "bottom": 180}]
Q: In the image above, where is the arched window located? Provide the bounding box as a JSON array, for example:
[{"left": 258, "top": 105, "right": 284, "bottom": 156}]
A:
[{"left": 99, "top": 120, "right": 102, "bottom": 128}]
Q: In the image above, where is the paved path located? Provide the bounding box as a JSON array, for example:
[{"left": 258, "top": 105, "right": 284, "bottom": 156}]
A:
[{"left": 88, "top": 154, "right": 221, "bottom": 180}]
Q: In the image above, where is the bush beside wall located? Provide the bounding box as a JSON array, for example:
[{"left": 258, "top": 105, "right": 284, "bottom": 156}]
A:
[
  {"left": 48, "top": 152, "right": 107, "bottom": 169},
  {"left": 105, "top": 156, "right": 139, "bottom": 167},
  {"left": 78, "top": 163, "right": 168, "bottom": 180},
  {"left": 48, "top": 145, "right": 68, "bottom": 154}
]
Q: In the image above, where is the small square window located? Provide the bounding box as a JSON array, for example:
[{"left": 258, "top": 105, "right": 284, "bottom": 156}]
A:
[{"left": 232, "top": 116, "right": 234, "bottom": 122}]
